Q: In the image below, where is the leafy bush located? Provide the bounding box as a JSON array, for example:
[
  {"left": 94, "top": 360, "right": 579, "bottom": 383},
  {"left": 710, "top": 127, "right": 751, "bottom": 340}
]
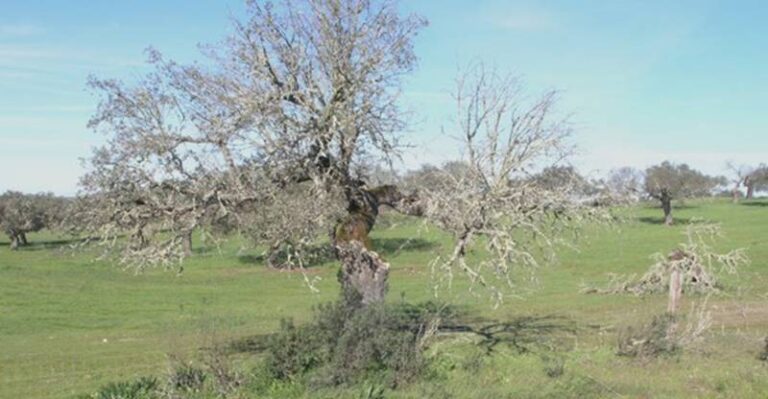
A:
[
  {"left": 167, "top": 362, "right": 206, "bottom": 393},
  {"left": 77, "top": 376, "right": 159, "bottom": 399},
  {"left": 617, "top": 313, "right": 679, "bottom": 358},
  {"left": 264, "top": 300, "right": 443, "bottom": 387}
]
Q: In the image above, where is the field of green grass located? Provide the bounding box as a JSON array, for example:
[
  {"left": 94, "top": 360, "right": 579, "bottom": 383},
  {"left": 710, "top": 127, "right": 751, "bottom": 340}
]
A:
[{"left": 2, "top": 199, "right": 768, "bottom": 398}]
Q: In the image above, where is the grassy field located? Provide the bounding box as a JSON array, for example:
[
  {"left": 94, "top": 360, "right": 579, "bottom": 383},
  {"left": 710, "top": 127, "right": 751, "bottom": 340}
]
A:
[{"left": 2, "top": 199, "right": 768, "bottom": 398}]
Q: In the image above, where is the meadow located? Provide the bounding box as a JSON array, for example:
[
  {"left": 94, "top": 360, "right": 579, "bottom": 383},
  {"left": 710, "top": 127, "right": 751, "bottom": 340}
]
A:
[{"left": 1, "top": 199, "right": 768, "bottom": 398}]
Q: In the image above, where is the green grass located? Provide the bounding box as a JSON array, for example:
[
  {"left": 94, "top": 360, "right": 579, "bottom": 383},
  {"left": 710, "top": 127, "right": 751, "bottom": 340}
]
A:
[{"left": 2, "top": 199, "right": 768, "bottom": 398}]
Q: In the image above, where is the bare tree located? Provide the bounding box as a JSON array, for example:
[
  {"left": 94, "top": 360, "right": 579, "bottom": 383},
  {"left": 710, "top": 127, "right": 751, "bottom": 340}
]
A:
[
  {"left": 644, "top": 161, "right": 719, "bottom": 225},
  {"left": 606, "top": 167, "right": 643, "bottom": 202},
  {"left": 78, "top": 1, "right": 598, "bottom": 307},
  {"left": 744, "top": 164, "right": 768, "bottom": 199},
  {"left": 419, "top": 65, "right": 609, "bottom": 304}
]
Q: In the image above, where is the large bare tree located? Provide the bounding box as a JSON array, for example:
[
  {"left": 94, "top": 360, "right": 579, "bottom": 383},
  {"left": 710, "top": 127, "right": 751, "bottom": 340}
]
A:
[
  {"left": 644, "top": 161, "right": 719, "bottom": 225},
  {"left": 78, "top": 0, "right": 599, "bottom": 306}
]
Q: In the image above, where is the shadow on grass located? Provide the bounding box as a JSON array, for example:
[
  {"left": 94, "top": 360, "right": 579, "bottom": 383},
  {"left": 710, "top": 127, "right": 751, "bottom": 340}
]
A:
[
  {"left": 637, "top": 216, "right": 697, "bottom": 226},
  {"left": 371, "top": 237, "right": 437, "bottom": 257},
  {"left": 228, "top": 307, "right": 579, "bottom": 357},
  {"left": 741, "top": 201, "right": 768, "bottom": 207},
  {"left": 1, "top": 237, "right": 86, "bottom": 251},
  {"left": 440, "top": 315, "right": 579, "bottom": 354}
]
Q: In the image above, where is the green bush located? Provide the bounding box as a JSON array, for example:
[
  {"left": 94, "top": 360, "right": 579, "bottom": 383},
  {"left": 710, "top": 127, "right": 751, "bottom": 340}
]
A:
[
  {"left": 264, "top": 300, "right": 444, "bottom": 387},
  {"left": 617, "top": 313, "right": 679, "bottom": 358},
  {"left": 77, "top": 376, "right": 159, "bottom": 399}
]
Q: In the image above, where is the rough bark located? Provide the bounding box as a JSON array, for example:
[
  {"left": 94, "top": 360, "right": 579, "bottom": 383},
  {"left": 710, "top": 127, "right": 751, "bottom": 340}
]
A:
[
  {"left": 667, "top": 267, "right": 682, "bottom": 314},
  {"left": 19, "top": 232, "right": 28, "bottom": 246},
  {"left": 662, "top": 197, "right": 673, "bottom": 226},
  {"left": 337, "top": 241, "right": 389, "bottom": 307},
  {"left": 332, "top": 184, "right": 416, "bottom": 306},
  {"left": 746, "top": 182, "right": 755, "bottom": 199},
  {"left": 9, "top": 234, "right": 19, "bottom": 250},
  {"left": 181, "top": 231, "right": 193, "bottom": 257}
]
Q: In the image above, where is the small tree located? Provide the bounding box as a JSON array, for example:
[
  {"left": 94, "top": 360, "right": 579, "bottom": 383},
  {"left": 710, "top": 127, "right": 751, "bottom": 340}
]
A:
[
  {"left": 0, "top": 191, "right": 64, "bottom": 250},
  {"left": 606, "top": 167, "right": 643, "bottom": 202},
  {"left": 744, "top": 164, "right": 768, "bottom": 199},
  {"left": 644, "top": 161, "right": 718, "bottom": 225}
]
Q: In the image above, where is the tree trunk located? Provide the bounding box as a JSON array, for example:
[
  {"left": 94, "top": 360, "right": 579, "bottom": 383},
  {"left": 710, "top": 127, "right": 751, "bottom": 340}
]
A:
[
  {"left": 746, "top": 183, "right": 755, "bottom": 199},
  {"left": 9, "top": 234, "right": 19, "bottom": 250},
  {"left": 732, "top": 184, "right": 740, "bottom": 203},
  {"left": 662, "top": 198, "right": 673, "bottom": 226},
  {"left": 19, "top": 232, "right": 28, "bottom": 246},
  {"left": 181, "top": 231, "right": 193, "bottom": 257},
  {"left": 337, "top": 241, "right": 389, "bottom": 307},
  {"left": 667, "top": 267, "right": 682, "bottom": 314}
]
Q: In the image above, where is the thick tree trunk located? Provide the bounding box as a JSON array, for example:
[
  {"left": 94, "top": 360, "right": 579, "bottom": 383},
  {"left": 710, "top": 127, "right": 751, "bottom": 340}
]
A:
[
  {"left": 337, "top": 241, "right": 389, "bottom": 307},
  {"left": 331, "top": 184, "right": 416, "bottom": 307},
  {"left": 746, "top": 183, "right": 755, "bottom": 199},
  {"left": 667, "top": 267, "right": 682, "bottom": 314},
  {"left": 181, "top": 231, "right": 193, "bottom": 257},
  {"left": 9, "top": 234, "right": 19, "bottom": 250},
  {"left": 19, "top": 232, "right": 28, "bottom": 246},
  {"left": 662, "top": 198, "right": 673, "bottom": 226}
]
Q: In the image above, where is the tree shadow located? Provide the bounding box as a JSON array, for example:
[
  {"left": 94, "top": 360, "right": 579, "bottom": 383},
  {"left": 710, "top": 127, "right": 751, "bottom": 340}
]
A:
[
  {"left": 1, "top": 237, "right": 86, "bottom": 251},
  {"left": 370, "top": 237, "right": 437, "bottom": 258},
  {"left": 741, "top": 201, "right": 768, "bottom": 207},
  {"left": 440, "top": 314, "right": 580, "bottom": 354},
  {"left": 637, "top": 216, "right": 695, "bottom": 226}
]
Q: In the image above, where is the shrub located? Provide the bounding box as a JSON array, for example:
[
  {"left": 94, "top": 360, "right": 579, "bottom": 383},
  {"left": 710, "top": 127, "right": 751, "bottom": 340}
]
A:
[
  {"left": 167, "top": 362, "right": 206, "bottom": 393},
  {"left": 617, "top": 313, "right": 679, "bottom": 358},
  {"left": 77, "top": 376, "right": 159, "bottom": 399},
  {"left": 264, "top": 300, "right": 443, "bottom": 387}
]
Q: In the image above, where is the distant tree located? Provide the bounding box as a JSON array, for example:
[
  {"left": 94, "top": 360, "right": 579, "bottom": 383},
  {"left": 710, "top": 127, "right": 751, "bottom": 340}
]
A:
[
  {"left": 724, "top": 162, "right": 768, "bottom": 202},
  {"left": 644, "top": 162, "right": 719, "bottom": 225},
  {"left": 532, "top": 165, "right": 590, "bottom": 195},
  {"left": 606, "top": 167, "right": 643, "bottom": 202},
  {"left": 0, "top": 191, "right": 64, "bottom": 250},
  {"left": 744, "top": 164, "right": 768, "bottom": 199}
]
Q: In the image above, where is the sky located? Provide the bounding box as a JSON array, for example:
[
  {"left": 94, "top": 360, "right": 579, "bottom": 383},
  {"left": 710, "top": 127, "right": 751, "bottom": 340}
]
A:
[{"left": 1, "top": 0, "right": 766, "bottom": 195}]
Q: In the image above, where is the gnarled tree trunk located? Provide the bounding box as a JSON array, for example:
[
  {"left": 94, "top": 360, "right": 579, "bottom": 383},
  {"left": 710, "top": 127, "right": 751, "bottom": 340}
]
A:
[
  {"left": 661, "top": 197, "right": 673, "bottom": 226},
  {"left": 332, "top": 184, "right": 418, "bottom": 307},
  {"left": 337, "top": 241, "right": 389, "bottom": 306},
  {"left": 181, "top": 230, "right": 193, "bottom": 257},
  {"left": 9, "top": 234, "right": 19, "bottom": 250},
  {"left": 19, "top": 232, "right": 28, "bottom": 246}
]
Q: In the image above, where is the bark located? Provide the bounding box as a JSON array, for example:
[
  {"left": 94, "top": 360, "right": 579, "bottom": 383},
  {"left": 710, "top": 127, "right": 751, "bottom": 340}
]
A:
[
  {"left": 19, "top": 232, "right": 28, "bottom": 246},
  {"left": 667, "top": 267, "right": 682, "bottom": 314},
  {"left": 337, "top": 241, "right": 389, "bottom": 307},
  {"left": 332, "top": 184, "right": 417, "bottom": 307},
  {"left": 9, "top": 234, "right": 19, "bottom": 250},
  {"left": 181, "top": 231, "right": 193, "bottom": 257},
  {"left": 732, "top": 184, "right": 740, "bottom": 203},
  {"left": 662, "top": 197, "right": 673, "bottom": 226}
]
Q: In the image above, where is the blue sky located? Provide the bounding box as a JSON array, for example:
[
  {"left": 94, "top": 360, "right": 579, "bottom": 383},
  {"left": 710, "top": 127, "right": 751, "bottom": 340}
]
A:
[{"left": 1, "top": 0, "right": 766, "bottom": 195}]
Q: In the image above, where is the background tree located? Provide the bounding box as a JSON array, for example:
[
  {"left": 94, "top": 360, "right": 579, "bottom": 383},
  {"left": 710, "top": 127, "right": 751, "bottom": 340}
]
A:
[
  {"left": 78, "top": 0, "right": 599, "bottom": 307},
  {"left": 644, "top": 161, "right": 718, "bottom": 225},
  {"left": 744, "top": 164, "right": 768, "bottom": 199},
  {"left": 0, "top": 191, "right": 65, "bottom": 250},
  {"left": 605, "top": 167, "right": 643, "bottom": 202}
]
